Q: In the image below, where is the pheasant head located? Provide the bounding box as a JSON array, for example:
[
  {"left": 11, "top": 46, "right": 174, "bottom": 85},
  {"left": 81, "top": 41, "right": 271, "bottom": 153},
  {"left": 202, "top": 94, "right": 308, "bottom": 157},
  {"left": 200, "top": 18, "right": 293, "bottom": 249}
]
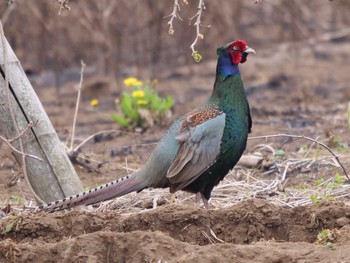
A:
[{"left": 216, "top": 39, "right": 255, "bottom": 78}]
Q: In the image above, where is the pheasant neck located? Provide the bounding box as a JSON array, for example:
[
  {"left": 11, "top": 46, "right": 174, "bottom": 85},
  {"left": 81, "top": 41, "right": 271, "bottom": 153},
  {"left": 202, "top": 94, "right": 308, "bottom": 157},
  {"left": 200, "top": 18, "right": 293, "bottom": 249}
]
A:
[
  {"left": 210, "top": 73, "right": 246, "bottom": 111},
  {"left": 216, "top": 55, "right": 240, "bottom": 79}
]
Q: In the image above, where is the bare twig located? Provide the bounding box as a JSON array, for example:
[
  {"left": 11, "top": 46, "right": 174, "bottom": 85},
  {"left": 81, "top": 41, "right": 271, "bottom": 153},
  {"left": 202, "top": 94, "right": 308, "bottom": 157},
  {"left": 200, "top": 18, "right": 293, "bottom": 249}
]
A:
[
  {"left": 281, "top": 163, "right": 289, "bottom": 182},
  {"left": 207, "top": 225, "right": 225, "bottom": 243},
  {"left": 166, "top": 0, "right": 209, "bottom": 56},
  {"left": 68, "top": 60, "right": 86, "bottom": 153},
  {"left": 67, "top": 129, "right": 142, "bottom": 172},
  {"left": 73, "top": 129, "right": 132, "bottom": 153},
  {"left": 302, "top": 136, "right": 319, "bottom": 160},
  {"left": 57, "top": 0, "right": 71, "bottom": 15},
  {"left": 0, "top": 134, "right": 42, "bottom": 161},
  {"left": 24, "top": 148, "right": 350, "bottom": 212},
  {"left": 189, "top": 0, "right": 206, "bottom": 54},
  {"left": 68, "top": 156, "right": 99, "bottom": 173},
  {"left": 64, "top": 60, "right": 101, "bottom": 172},
  {"left": 8, "top": 120, "right": 37, "bottom": 143},
  {"left": 64, "top": 61, "right": 145, "bottom": 171},
  {"left": 1, "top": 0, "right": 16, "bottom": 25},
  {"left": 166, "top": 0, "right": 182, "bottom": 35},
  {"left": 64, "top": 63, "right": 132, "bottom": 171},
  {"left": 248, "top": 134, "right": 349, "bottom": 179}
]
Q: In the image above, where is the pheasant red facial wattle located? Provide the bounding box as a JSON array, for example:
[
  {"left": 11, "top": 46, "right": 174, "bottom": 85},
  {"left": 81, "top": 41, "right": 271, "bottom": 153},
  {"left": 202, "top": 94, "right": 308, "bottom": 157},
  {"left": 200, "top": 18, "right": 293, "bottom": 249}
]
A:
[{"left": 228, "top": 39, "right": 255, "bottom": 64}]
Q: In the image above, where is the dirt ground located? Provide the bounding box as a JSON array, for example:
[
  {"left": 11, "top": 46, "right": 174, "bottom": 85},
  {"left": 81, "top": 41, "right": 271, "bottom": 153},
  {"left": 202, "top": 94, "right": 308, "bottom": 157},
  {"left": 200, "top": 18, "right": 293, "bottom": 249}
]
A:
[{"left": 1, "top": 41, "right": 350, "bottom": 262}]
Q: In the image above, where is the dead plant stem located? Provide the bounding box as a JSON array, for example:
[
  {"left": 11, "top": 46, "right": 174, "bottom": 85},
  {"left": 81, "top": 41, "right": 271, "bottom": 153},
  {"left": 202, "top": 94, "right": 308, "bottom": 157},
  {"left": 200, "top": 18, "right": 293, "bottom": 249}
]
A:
[
  {"left": 69, "top": 60, "right": 85, "bottom": 151},
  {"left": 248, "top": 134, "right": 349, "bottom": 179}
]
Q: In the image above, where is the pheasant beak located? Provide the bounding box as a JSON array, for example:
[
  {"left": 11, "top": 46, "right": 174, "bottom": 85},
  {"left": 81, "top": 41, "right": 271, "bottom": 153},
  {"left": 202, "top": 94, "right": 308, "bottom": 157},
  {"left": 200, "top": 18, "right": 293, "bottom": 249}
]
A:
[
  {"left": 244, "top": 46, "right": 256, "bottom": 55},
  {"left": 240, "top": 46, "right": 255, "bottom": 63}
]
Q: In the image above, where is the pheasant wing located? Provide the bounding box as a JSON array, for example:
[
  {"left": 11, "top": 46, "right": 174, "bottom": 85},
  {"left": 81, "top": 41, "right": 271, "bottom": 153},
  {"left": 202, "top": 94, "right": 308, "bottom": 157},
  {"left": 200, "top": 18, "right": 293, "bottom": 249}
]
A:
[{"left": 167, "top": 111, "right": 225, "bottom": 192}]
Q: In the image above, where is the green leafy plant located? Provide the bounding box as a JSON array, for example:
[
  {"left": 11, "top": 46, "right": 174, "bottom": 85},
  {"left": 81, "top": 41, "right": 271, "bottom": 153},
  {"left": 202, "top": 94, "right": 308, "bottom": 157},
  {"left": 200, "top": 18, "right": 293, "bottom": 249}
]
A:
[
  {"left": 330, "top": 135, "right": 348, "bottom": 150},
  {"left": 274, "top": 149, "right": 286, "bottom": 157},
  {"left": 298, "top": 144, "right": 308, "bottom": 154},
  {"left": 314, "top": 178, "right": 325, "bottom": 186},
  {"left": 310, "top": 192, "right": 335, "bottom": 205},
  {"left": 316, "top": 228, "right": 338, "bottom": 247},
  {"left": 298, "top": 174, "right": 345, "bottom": 198},
  {"left": 318, "top": 229, "right": 331, "bottom": 240},
  {"left": 294, "top": 184, "right": 309, "bottom": 190},
  {"left": 322, "top": 192, "right": 335, "bottom": 202},
  {"left": 1, "top": 216, "right": 19, "bottom": 235},
  {"left": 112, "top": 77, "right": 174, "bottom": 129},
  {"left": 334, "top": 173, "right": 345, "bottom": 185},
  {"left": 310, "top": 174, "right": 346, "bottom": 204},
  {"left": 8, "top": 195, "right": 25, "bottom": 205},
  {"left": 314, "top": 174, "right": 345, "bottom": 189},
  {"left": 3, "top": 222, "right": 14, "bottom": 234},
  {"left": 310, "top": 193, "right": 319, "bottom": 204}
]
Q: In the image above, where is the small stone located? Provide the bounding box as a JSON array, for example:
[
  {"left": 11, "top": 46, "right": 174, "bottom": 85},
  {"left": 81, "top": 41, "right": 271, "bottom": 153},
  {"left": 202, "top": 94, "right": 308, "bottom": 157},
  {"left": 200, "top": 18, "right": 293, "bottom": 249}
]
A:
[{"left": 336, "top": 217, "right": 350, "bottom": 227}]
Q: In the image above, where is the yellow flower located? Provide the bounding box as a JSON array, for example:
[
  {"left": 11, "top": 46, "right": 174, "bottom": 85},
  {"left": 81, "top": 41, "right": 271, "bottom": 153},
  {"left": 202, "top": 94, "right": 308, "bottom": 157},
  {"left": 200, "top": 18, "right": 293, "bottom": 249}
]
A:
[
  {"left": 90, "top": 99, "right": 99, "bottom": 107},
  {"left": 123, "top": 77, "right": 143, "bottom": 87},
  {"left": 134, "top": 80, "right": 143, "bottom": 86},
  {"left": 137, "top": 99, "right": 148, "bottom": 105},
  {"left": 132, "top": 90, "right": 145, "bottom": 98}
]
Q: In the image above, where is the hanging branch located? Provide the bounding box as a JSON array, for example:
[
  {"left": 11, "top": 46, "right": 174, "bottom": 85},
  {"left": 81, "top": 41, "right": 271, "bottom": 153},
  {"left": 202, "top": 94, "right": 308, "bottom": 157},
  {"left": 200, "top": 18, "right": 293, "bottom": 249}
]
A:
[
  {"left": 166, "top": 0, "right": 208, "bottom": 62},
  {"left": 166, "top": 0, "right": 183, "bottom": 36},
  {"left": 189, "top": 0, "right": 206, "bottom": 61},
  {"left": 248, "top": 134, "right": 349, "bottom": 179}
]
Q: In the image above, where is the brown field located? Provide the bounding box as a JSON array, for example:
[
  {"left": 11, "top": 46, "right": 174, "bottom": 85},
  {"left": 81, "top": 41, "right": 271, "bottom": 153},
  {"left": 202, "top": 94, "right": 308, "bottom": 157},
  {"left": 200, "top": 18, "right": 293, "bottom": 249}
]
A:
[{"left": 1, "top": 1, "right": 350, "bottom": 262}]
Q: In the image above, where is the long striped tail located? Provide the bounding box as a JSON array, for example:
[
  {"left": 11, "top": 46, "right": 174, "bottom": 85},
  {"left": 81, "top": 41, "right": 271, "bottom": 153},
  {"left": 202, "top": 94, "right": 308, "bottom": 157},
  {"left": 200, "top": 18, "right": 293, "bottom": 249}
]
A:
[{"left": 36, "top": 172, "right": 147, "bottom": 212}]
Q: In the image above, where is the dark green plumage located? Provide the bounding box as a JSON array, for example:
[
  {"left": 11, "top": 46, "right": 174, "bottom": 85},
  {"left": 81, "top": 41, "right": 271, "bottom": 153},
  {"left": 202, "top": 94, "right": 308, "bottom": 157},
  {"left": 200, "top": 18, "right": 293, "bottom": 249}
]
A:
[
  {"left": 182, "top": 60, "right": 252, "bottom": 202},
  {"left": 38, "top": 40, "right": 255, "bottom": 211}
]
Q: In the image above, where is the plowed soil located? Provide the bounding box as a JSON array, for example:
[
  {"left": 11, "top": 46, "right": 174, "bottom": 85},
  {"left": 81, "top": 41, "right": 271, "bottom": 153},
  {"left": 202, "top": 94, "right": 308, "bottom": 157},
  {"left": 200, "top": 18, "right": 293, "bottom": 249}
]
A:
[
  {"left": 1, "top": 41, "right": 350, "bottom": 262},
  {"left": 2, "top": 199, "right": 350, "bottom": 262}
]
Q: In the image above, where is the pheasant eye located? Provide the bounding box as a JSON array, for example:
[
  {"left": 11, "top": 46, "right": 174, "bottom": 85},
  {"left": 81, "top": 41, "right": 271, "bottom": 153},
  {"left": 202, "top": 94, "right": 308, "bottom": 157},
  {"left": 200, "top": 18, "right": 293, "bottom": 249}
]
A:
[{"left": 233, "top": 46, "right": 238, "bottom": 51}]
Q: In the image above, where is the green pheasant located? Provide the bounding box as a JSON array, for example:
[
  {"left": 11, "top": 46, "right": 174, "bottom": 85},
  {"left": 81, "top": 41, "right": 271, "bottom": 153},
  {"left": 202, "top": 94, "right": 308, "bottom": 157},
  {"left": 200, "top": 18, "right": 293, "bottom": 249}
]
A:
[{"left": 39, "top": 40, "right": 255, "bottom": 211}]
